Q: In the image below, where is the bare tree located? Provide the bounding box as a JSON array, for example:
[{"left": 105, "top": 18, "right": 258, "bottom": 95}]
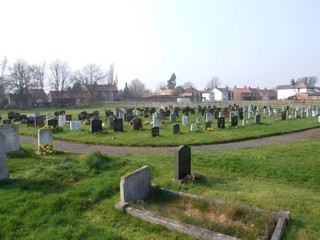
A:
[
  {"left": 206, "top": 76, "right": 221, "bottom": 90},
  {"left": 296, "top": 76, "right": 318, "bottom": 87},
  {"left": 0, "top": 56, "right": 8, "bottom": 98},
  {"left": 183, "top": 81, "right": 195, "bottom": 89},
  {"left": 49, "top": 60, "right": 71, "bottom": 106},
  {"left": 71, "top": 64, "right": 106, "bottom": 87},
  {"left": 128, "top": 79, "right": 147, "bottom": 98},
  {"left": 7, "top": 59, "right": 33, "bottom": 108},
  {"left": 31, "top": 61, "right": 46, "bottom": 90},
  {"left": 173, "top": 85, "right": 185, "bottom": 96}
]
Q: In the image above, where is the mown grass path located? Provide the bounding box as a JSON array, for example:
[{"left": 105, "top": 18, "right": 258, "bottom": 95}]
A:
[{"left": 20, "top": 127, "right": 320, "bottom": 155}]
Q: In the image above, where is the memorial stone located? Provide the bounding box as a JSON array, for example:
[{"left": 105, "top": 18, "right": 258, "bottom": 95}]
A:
[
  {"left": 91, "top": 119, "right": 102, "bottom": 133},
  {"left": 48, "top": 119, "right": 58, "bottom": 128},
  {"left": 205, "top": 121, "right": 211, "bottom": 129},
  {"left": 217, "top": 117, "right": 225, "bottom": 129},
  {"left": 0, "top": 124, "right": 20, "bottom": 153},
  {"left": 175, "top": 145, "right": 191, "bottom": 182},
  {"left": 59, "top": 115, "right": 66, "bottom": 126},
  {"left": 35, "top": 116, "right": 44, "bottom": 127},
  {"left": 38, "top": 128, "right": 53, "bottom": 153},
  {"left": 190, "top": 124, "right": 197, "bottom": 132},
  {"left": 114, "top": 118, "right": 123, "bottom": 132},
  {"left": 108, "top": 116, "right": 115, "bottom": 128},
  {"left": 281, "top": 111, "right": 287, "bottom": 121},
  {"left": 170, "top": 113, "right": 177, "bottom": 122},
  {"left": 151, "top": 126, "right": 160, "bottom": 137},
  {"left": 27, "top": 117, "right": 35, "bottom": 127},
  {"left": 255, "top": 114, "right": 261, "bottom": 124},
  {"left": 231, "top": 115, "right": 238, "bottom": 127},
  {"left": 173, "top": 123, "right": 180, "bottom": 134},
  {"left": 205, "top": 112, "right": 213, "bottom": 123},
  {"left": 0, "top": 133, "right": 9, "bottom": 180},
  {"left": 132, "top": 118, "right": 142, "bottom": 130},
  {"left": 2, "top": 119, "right": 11, "bottom": 125},
  {"left": 70, "top": 121, "right": 81, "bottom": 131},
  {"left": 182, "top": 114, "right": 189, "bottom": 126},
  {"left": 66, "top": 115, "right": 72, "bottom": 121},
  {"left": 152, "top": 113, "right": 160, "bottom": 127}
]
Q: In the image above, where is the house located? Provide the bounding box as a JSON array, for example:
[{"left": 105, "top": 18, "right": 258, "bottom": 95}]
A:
[
  {"left": 202, "top": 89, "right": 215, "bottom": 102},
  {"left": 276, "top": 79, "right": 314, "bottom": 100},
  {"left": 48, "top": 91, "right": 90, "bottom": 107},
  {"left": 294, "top": 91, "right": 320, "bottom": 100},
  {"left": 28, "top": 89, "right": 48, "bottom": 107},
  {"left": 180, "top": 86, "right": 203, "bottom": 102},
  {"left": 257, "top": 88, "right": 277, "bottom": 101},
  {"left": 213, "top": 87, "right": 233, "bottom": 101},
  {"left": 6, "top": 88, "right": 48, "bottom": 108},
  {"left": 84, "top": 83, "right": 119, "bottom": 102}
]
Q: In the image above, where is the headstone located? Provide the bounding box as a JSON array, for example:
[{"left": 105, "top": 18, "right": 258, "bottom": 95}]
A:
[
  {"left": 118, "top": 110, "right": 124, "bottom": 120},
  {"left": 175, "top": 145, "right": 191, "bottom": 182},
  {"left": 0, "top": 133, "right": 9, "bottom": 180},
  {"left": 205, "top": 121, "right": 211, "bottom": 129},
  {"left": 0, "top": 124, "right": 20, "bottom": 153},
  {"left": 173, "top": 123, "right": 180, "bottom": 134},
  {"left": 195, "top": 118, "right": 200, "bottom": 125},
  {"left": 231, "top": 115, "right": 238, "bottom": 127},
  {"left": 91, "top": 119, "right": 102, "bottom": 133},
  {"left": 13, "top": 113, "right": 21, "bottom": 122},
  {"left": 217, "top": 117, "right": 225, "bottom": 129},
  {"left": 8, "top": 111, "right": 14, "bottom": 120},
  {"left": 125, "top": 114, "right": 134, "bottom": 123},
  {"left": 238, "top": 108, "right": 244, "bottom": 120},
  {"left": 58, "top": 115, "right": 66, "bottom": 126},
  {"left": 132, "top": 118, "right": 142, "bottom": 130},
  {"left": 120, "top": 166, "right": 151, "bottom": 203},
  {"left": 66, "top": 114, "right": 72, "bottom": 121},
  {"left": 205, "top": 112, "right": 213, "bottom": 123},
  {"left": 20, "top": 115, "right": 28, "bottom": 124},
  {"left": 114, "top": 118, "right": 123, "bottom": 132},
  {"left": 35, "top": 116, "right": 45, "bottom": 127},
  {"left": 78, "top": 112, "right": 86, "bottom": 121},
  {"left": 151, "top": 127, "right": 160, "bottom": 137},
  {"left": 255, "top": 115, "right": 261, "bottom": 124},
  {"left": 108, "top": 116, "right": 115, "bottom": 128},
  {"left": 219, "top": 112, "right": 224, "bottom": 118},
  {"left": 105, "top": 110, "right": 113, "bottom": 118},
  {"left": 274, "top": 108, "right": 278, "bottom": 116},
  {"left": 248, "top": 112, "right": 252, "bottom": 119},
  {"left": 242, "top": 119, "right": 247, "bottom": 126},
  {"left": 152, "top": 113, "right": 160, "bottom": 128},
  {"left": 38, "top": 128, "right": 53, "bottom": 154},
  {"left": 135, "top": 110, "right": 141, "bottom": 116},
  {"left": 46, "top": 114, "right": 54, "bottom": 124},
  {"left": 281, "top": 111, "right": 287, "bottom": 121},
  {"left": 70, "top": 121, "right": 81, "bottom": 131},
  {"left": 190, "top": 124, "right": 197, "bottom": 132},
  {"left": 27, "top": 117, "right": 35, "bottom": 127},
  {"left": 182, "top": 114, "right": 188, "bottom": 126},
  {"left": 2, "top": 119, "right": 11, "bottom": 125},
  {"left": 48, "top": 119, "right": 58, "bottom": 128},
  {"left": 170, "top": 113, "right": 177, "bottom": 123}
]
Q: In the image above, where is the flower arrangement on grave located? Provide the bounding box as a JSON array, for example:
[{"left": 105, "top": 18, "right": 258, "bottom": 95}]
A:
[
  {"left": 43, "top": 125, "right": 63, "bottom": 133},
  {"left": 39, "top": 143, "right": 55, "bottom": 155},
  {"left": 206, "top": 127, "right": 214, "bottom": 131}
]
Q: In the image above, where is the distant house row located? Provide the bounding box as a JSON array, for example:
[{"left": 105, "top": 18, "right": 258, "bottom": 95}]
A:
[{"left": 1, "top": 80, "right": 320, "bottom": 108}]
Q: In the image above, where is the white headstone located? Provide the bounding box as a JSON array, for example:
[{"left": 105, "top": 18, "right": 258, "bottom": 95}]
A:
[
  {"left": 59, "top": 115, "right": 66, "bottom": 126},
  {"left": 182, "top": 115, "right": 189, "bottom": 126},
  {"left": 38, "top": 129, "right": 53, "bottom": 153},
  {"left": 0, "top": 133, "right": 9, "bottom": 180},
  {"left": 118, "top": 111, "right": 124, "bottom": 120},
  {"left": 0, "top": 124, "right": 20, "bottom": 153},
  {"left": 242, "top": 119, "right": 247, "bottom": 126},
  {"left": 70, "top": 121, "right": 81, "bottom": 131},
  {"left": 190, "top": 124, "right": 197, "bottom": 132},
  {"left": 205, "top": 112, "right": 213, "bottom": 123},
  {"left": 152, "top": 113, "right": 160, "bottom": 127},
  {"left": 135, "top": 110, "right": 140, "bottom": 116}
]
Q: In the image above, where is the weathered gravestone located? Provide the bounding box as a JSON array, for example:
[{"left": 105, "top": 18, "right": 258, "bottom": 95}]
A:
[
  {"left": 170, "top": 113, "right": 177, "bottom": 122},
  {"left": 35, "top": 116, "right": 45, "bottom": 127},
  {"left": 0, "top": 133, "right": 10, "bottom": 180},
  {"left": 231, "top": 115, "right": 238, "bottom": 127},
  {"left": 38, "top": 128, "right": 53, "bottom": 154},
  {"left": 175, "top": 145, "right": 191, "bottom": 183},
  {"left": 114, "top": 118, "right": 123, "bottom": 132},
  {"left": 59, "top": 115, "right": 66, "bottom": 126},
  {"left": 281, "top": 111, "right": 287, "bottom": 121},
  {"left": 255, "top": 115, "right": 261, "bottom": 124},
  {"left": 182, "top": 114, "right": 188, "bottom": 126},
  {"left": 108, "top": 116, "right": 115, "bottom": 128},
  {"left": 0, "top": 124, "right": 20, "bottom": 153},
  {"left": 217, "top": 117, "right": 225, "bottom": 129},
  {"left": 151, "top": 127, "right": 160, "bottom": 137},
  {"left": 2, "top": 119, "right": 11, "bottom": 125},
  {"left": 152, "top": 112, "right": 160, "bottom": 128},
  {"left": 70, "top": 121, "right": 81, "bottom": 131},
  {"left": 132, "top": 118, "right": 142, "bottom": 130},
  {"left": 190, "top": 124, "right": 197, "bottom": 132},
  {"left": 27, "top": 117, "right": 35, "bottom": 127},
  {"left": 119, "top": 166, "right": 151, "bottom": 203},
  {"left": 173, "top": 123, "right": 180, "bottom": 134},
  {"left": 7, "top": 111, "right": 14, "bottom": 120},
  {"left": 66, "top": 114, "right": 72, "bottom": 121},
  {"left": 91, "top": 119, "right": 103, "bottom": 133},
  {"left": 48, "top": 119, "right": 58, "bottom": 128}
]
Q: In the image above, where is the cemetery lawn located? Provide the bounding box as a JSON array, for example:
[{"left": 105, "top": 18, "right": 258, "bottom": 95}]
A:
[
  {"left": 1, "top": 138, "right": 320, "bottom": 239},
  {"left": 15, "top": 112, "right": 320, "bottom": 146}
]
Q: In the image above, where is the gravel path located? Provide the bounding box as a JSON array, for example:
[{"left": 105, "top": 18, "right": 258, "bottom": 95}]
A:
[{"left": 20, "top": 128, "right": 320, "bottom": 155}]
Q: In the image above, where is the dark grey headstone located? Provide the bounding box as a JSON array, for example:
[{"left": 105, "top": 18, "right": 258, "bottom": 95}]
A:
[
  {"left": 173, "top": 123, "right": 180, "bottom": 134},
  {"left": 255, "top": 115, "right": 261, "bottom": 124},
  {"left": 114, "top": 118, "right": 123, "bottom": 132},
  {"left": 2, "top": 119, "right": 11, "bottom": 125},
  {"left": 66, "top": 115, "right": 72, "bottom": 121},
  {"left": 151, "top": 127, "right": 160, "bottom": 137},
  {"left": 27, "top": 117, "right": 35, "bottom": 127},
  {"left": 108, "top": 116, "right": 115, "bottom": 128},
  {"left": 175, "top": 145, "right": 191, "bottom": 182},
  {"left": 48, "top": 119, "right": 58, "bottom": 128},
  {"left": 217, "top": 117, "right": 225, "bottom": 129},
  {"left": 91, "top": 119, "right": 103, "bottom": 133},
  {"left": 231, "top": 115, "right": 238, "bottom": 127},
  {"left": 282, "top": 111, "right": 287, "bottom": 121},
  {"left": 205, "top": 121, "right": 211, "bottom": 129},
  {"left": 35, "top": 116, "right": 44, "bottom": 127}
]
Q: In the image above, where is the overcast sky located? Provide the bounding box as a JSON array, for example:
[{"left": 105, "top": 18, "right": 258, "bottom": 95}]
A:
[{"left": 1, "top": 0, "right": 320, "bottom": 91}]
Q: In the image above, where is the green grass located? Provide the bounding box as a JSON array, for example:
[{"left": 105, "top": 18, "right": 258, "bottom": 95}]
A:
[
  {"left": 1, "top": 137, "right": 320, "bottom": 239},
  {"left": 3, "top": 107, "right": 319, "bottom": 146}
]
